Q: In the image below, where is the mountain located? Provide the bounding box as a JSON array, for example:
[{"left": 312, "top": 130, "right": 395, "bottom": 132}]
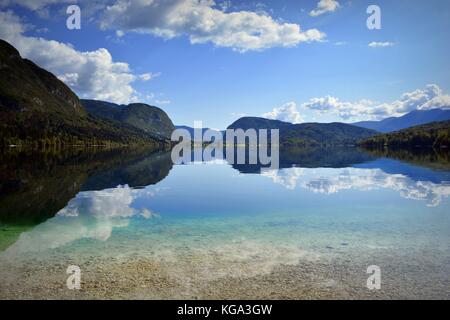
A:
[
  {"left": 81, "top": 99, "right": 175, "bottom": 140},
  {"left": 174, "top": 125, "right": 223, "bottom": 142},
  {"left": 227, "top": 117, "right": 378, "bottom": 146},
  {"left": 0, "top": 39, "right": 171, "bottom": 147},
  {"left": 359, "top": 120, "right": 450, "bottom": 148},
  {"left": 227, "top": 117, "right": 292, "bottom": 131},
  {"left": 353, "top": 109, "right": 450, "bottom": 133}
]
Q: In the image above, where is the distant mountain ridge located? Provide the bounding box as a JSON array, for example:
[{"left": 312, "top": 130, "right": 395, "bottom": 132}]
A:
[
  {"left": 228, "top": 117, "right": 378, "bottom": 146},
  {"left": 353, "top": 109, "right": 450, "bottom": 133}
]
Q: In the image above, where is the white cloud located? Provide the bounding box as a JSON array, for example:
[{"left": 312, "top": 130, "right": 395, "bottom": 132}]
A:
[
  {"left": 261, "top": 168, "right": 305, "bottom": 190},
  {"left": 0, "top": 10, "right": 159, "bottom": 104},
  {"left": 368, "top": 41, "right": 395, "bottom": 48},
  {"left": 263, "top": 101, "right": 304, "bottom": 124},
  {"left": 0, "top": 9, "right": 27, "bottom": 36},
  {"left": 388, "top": 84, "right": 450, "bottom": 113},
  {"left": 309, "top": 0, "right": 340, "bottom": 17},
  {"left": 302, "top": 96, "right": 376, "bottom": 120},
  {"left": 99, "top": 0, "right": 325, "bottom": 52},
  {"left": 138, "top": 72, "right": 161, "bottom": 81},
  {"left": 302, "top": 84, "right": 450, "bottom": 121}
]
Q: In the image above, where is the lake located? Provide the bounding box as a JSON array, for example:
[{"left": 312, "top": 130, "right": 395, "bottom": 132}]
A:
[{"left": 0, "top": 147, "right": 449, "bottom": 299}]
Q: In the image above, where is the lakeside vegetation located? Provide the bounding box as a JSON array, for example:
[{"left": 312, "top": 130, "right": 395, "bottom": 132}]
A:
[{"left": 359, "top": 120, "right": 450, "bottom": 148}]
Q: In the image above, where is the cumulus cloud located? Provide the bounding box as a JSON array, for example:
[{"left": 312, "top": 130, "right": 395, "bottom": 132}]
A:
[
  {"left": 99, "top": 0, "right": 325, "bottom": 52},
  {"left": 302, "top": 96, "right": 376, "bottom": 120},
  {"left": 302, "top": 84, "right": 450, "bottom": 121},
  {"left": 263, "top": 101, "right": 304, "bottom": 124},
  {"left": 0, "top": 10, "right": 159, "bottom": 104},
  {"left": 309, "top": 0, "right": 340, "bottom": 17},
  {"left": 368, "top": 41, "right": 395, "bottom": 48}
]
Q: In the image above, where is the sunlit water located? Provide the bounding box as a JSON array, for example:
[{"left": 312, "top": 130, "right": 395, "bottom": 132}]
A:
[{"left": 0, "top": 148, "right": 449, "bottom": 299}]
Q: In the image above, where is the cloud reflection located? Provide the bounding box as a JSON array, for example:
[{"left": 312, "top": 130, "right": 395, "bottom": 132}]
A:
[
  {"left": 262, "top": 167, "right": 450, "bottom": 207},
  {"left": 1, "top": 185, "right": 160, "bottom": 257}
]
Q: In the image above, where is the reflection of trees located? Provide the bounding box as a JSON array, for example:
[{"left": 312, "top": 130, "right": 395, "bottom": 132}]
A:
[
  {"left": 229, "top": 146, "right": 450, "bottom": 180},
  {"left": 81, "top": 150, "right": 173, "bottom": 191},
  {"left": 0, "top": 148, "right": 173, "bottom": 226},
  {"left": 362, "top": 147, "right": 450, "bottom": 171},
  {"left": 231, "top": 146, "right": 375, "bottom": 173}
]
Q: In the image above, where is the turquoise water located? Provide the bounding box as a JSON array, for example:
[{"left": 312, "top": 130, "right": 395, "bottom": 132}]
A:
[{"left": 0, "top": 149, "right": 449, "bottom": 298}]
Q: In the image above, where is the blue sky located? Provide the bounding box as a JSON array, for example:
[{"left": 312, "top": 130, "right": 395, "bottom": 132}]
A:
[{"left": 0, "top": 0, "right": 449, "bottom": 129}]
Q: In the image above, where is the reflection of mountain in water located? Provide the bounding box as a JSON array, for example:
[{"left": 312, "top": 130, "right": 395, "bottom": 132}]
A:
[
  {"left": 228, "top": 146, "right": 450, "bottom": 206},
  {"left": 81, "top": 151, "right": 173, "bottom": 191},
  {"left": 228, "top": 146, "right": 450, "bottom": 182},
  {"left": 230, "top": 147, "right": 375, "bottom": 173},
  {"left": 1, "top": 146, "right": 450, "bottom": 255},
  {"left": 0, "top": 148, "right": 173, "bottom": 226}
]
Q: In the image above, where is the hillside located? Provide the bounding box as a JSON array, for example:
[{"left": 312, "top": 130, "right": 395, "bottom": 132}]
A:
[
  {"left": 353, "top": 109, "right": 450, "bottom": 133},
  {"left": 0, "top": 39, "right": 170, "bottom": 147},
  {"left": 227, "top": 117, "right": 378, "bottom": 146},
  {"left": 359, "top": 120, "right": 450, "bottom": 148},
  {"left": 82, "top": 100, "right": 175, "bottom": 140},
  {"left": 175, "top": 125, "right": 224, "bottom": 142}
]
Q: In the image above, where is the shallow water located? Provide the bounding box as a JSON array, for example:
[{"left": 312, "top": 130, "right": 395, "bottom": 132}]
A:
[{"left": 0, "top": 148, "right": 449, "bottom": 299}]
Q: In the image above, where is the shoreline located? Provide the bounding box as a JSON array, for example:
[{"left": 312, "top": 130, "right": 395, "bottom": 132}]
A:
[{"left": 1, "top": 252, "right": 448, "bottom": 300}]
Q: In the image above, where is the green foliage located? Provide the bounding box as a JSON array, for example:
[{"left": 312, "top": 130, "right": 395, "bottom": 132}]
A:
[
  {"left": 359, "top": 120, "right": 450, "bottom": 148},
  {"left": 81, "top": 100, "right": 175, "bottom": 140}
]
